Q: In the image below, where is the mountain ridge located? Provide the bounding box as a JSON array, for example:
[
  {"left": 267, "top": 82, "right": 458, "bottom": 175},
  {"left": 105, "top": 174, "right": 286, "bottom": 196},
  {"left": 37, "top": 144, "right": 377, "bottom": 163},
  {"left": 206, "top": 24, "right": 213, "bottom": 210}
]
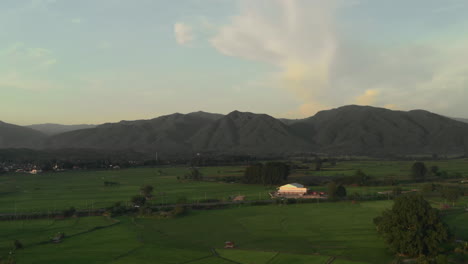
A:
[{"left": 2, "top": 106, "right": 468, "bottom": 157}]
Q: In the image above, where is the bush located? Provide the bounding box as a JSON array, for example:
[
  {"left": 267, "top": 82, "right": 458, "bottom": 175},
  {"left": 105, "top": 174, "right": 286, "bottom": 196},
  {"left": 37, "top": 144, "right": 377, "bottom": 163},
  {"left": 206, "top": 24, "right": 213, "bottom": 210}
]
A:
[
  {"left": 199, "top": 198, "right": 220, "bottom": 203},
  {"left": 13, "top": 240, "right": 23, "bottom": 250},
  {"left": 131, "top": 195, "right": 146, "bottom": 207},
  {"left": 62, "top": 207, "right": 76, "bottom": 218},
  {"left": 172, "top": 205, "right": 187, "bottom": 217}
]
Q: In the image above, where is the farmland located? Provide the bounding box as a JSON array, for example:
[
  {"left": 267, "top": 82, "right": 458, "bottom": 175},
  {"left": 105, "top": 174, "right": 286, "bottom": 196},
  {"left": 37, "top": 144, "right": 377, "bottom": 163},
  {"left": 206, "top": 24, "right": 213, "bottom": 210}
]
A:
[
  {"left": 0, "top": 159, "right": 467, "bottom": 263},
  {"left": 1, "top": 200, "right": 466, "bottom": 264},
  {"left": 1, "top": 159, "right": 467, "bottom": 213},
  {"left": 1, "top": 201, "right": 395, "bottom": 263}
]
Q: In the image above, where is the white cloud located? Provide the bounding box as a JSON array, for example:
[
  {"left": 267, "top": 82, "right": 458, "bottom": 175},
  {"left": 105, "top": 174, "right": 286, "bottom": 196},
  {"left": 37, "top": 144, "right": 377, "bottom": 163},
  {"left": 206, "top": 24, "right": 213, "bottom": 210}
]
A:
[
  {"left": 174, "top": 22, "right": 194, "bottom": 45},
  {"left": 210, "top": 0, "right": 336, "bottom": 117},
  {"left": 210, "top": 0, "right": 468, "bottom": 118}
]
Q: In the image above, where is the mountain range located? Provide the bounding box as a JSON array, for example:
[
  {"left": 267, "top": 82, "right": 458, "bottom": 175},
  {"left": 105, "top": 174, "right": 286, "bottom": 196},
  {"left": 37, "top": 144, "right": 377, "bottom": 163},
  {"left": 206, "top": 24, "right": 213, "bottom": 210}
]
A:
[{"left": 2, "top": 105, "right": 468, "bottom": 157}]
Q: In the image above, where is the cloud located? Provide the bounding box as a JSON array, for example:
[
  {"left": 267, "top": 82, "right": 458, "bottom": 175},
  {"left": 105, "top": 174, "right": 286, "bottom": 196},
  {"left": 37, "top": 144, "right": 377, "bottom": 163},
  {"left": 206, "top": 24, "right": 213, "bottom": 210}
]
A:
[
  {"left": 355, "top": 89, "right": 379, "bottom": 105},
  {"left": 210, "top": 0, "right": 468, "bottom": 118},
  {"left": 174, "top": 22, "right": 194, "bottom": 45},
  {"left": 210, "top": 0, "right": 336, "bottom": 117}
]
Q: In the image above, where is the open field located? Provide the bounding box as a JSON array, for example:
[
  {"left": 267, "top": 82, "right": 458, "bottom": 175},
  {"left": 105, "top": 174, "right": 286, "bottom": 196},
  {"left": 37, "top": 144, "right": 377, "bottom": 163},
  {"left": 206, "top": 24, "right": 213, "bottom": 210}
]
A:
[
  {"left": 293, "top": 158, "right": 468, "bottom": 180},
  {"left": 1, "top": 201, "right": 394, "bottom": 263},
  {"left": 1, "top": 159, "right": 467, "bottom": 213},
  {"left": 1, "top": 200, "right": 466, "bottom": 264},
  {"left": 0, "top": 167, "right": 272, "bottom": 213}
]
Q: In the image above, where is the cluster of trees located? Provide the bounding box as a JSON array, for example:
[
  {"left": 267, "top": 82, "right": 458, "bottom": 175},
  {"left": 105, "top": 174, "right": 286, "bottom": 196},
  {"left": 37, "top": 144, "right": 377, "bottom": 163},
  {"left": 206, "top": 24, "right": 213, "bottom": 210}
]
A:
[
  {"left": 327, "top": 182, "right": 347, "bottom": 200},
  {"left": 243, "top": 162, "right": 290, "bottom": 185},
  {"left": 131, "top": 184, "right": 154, "bottom": 207},
  {"left": 183, "top": 168, "right": 203, "bottom": 181},
  {"left": 421, "top": 183, "right": 466, "bottom": 206},
  {"left": 335, "top": 169, "right": 373, "bottom": 186},
  {"left": 411, "top": 162, "right": 463, "bottom": 182},
  {"left": 374, "top": 195, "right": 449, "bottom": 261},
  {"left": 103, "top": 181, "right": 120, "bottom": 186}
]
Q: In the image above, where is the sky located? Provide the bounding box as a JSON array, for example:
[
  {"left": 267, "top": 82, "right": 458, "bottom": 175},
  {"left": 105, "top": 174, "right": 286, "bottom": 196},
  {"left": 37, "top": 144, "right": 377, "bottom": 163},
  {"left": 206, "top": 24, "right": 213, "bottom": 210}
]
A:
[{"left": 1, "top": 0, "right": 468, "bottom": 125}]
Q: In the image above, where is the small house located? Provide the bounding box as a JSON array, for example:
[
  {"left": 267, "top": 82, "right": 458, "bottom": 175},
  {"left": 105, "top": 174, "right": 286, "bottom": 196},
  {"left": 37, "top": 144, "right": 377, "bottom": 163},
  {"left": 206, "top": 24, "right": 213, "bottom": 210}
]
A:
[{"left": 224, "top": 241, "right": 235, "bottom": 249}]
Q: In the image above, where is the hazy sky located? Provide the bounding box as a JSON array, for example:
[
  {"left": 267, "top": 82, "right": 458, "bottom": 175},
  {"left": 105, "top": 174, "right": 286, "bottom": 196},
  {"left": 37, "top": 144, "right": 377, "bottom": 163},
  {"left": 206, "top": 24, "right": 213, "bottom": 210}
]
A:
[{"left": 1, "top": 0, "right": 467, "bottom": 125}]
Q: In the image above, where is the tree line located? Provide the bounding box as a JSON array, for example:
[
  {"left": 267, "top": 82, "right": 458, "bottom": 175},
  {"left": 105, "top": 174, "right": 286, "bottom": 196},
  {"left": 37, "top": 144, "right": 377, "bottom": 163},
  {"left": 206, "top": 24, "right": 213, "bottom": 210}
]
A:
[{"left": 243, "top": 162, "right": 290, "bottom": 185}]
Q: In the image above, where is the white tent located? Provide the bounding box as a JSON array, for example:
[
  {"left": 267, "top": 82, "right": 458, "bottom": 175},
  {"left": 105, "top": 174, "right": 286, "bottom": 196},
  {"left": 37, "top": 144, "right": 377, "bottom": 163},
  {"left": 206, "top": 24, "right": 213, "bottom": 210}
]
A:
[{"left": 278, "top": 183, "right": 308, "bottom": 195}]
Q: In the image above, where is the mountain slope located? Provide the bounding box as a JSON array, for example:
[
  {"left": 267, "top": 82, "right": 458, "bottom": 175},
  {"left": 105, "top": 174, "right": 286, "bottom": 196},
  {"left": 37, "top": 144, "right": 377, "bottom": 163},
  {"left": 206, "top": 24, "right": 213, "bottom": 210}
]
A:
[
  {"left": 190, "top": 111, "right": 313, "bottom": 154},
  {"left": 291, "top": 105, "right": 468, "bottom": 155},
  {"left": 453, "top": 117, "right": 468, "bottom": 124},
  {"left": 47, "top": 112, "right": 220, "bottom": 155},
  {"left": 0, "top": 121, "right": 46, "bottom": 149},
  {"left": 27, "top": 124, "right": 97, "bottom": 136}
]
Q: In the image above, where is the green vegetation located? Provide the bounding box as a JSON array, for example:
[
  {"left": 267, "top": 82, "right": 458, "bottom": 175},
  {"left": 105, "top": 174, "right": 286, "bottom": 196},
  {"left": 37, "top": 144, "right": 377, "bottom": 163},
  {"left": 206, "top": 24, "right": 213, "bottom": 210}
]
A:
[
  {"left": 243, "top": 162, "right": 290, "bottom": 184},
  {"left": 374, "top": 195, "right": 449, "bottom": 258},
  {"left": 0, "top": 159, "right": 467, "bottom": 263},
  {"left": 1, "top": 201, "right": 396, "bottom": 263}
]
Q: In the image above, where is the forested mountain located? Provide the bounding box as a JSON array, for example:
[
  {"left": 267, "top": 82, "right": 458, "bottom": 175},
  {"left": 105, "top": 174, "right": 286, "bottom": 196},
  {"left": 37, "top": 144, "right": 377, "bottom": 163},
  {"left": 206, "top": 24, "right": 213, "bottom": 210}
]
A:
[
  {"left": 2, "top": 106, "right": 468, "bottom": 157},
  {"left": 0, "top": 121, "right": 46, "bottom": 149}
]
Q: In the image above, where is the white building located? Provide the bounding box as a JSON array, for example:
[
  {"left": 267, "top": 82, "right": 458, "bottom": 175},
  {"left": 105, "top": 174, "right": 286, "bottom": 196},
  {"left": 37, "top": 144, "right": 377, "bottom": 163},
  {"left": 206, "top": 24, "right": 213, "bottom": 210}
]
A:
[{"left": 278, "top": 183, "right": 308, "bottom": 196}]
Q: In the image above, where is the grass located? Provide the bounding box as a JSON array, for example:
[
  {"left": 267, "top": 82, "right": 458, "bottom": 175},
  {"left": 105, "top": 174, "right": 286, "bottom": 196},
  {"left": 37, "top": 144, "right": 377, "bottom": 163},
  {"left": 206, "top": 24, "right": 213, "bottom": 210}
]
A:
[
  {"left": 0, "top": 199, "right": 466, "bottom": 263},
  {"left": 294, "top": 158, "right": 468, "bottom": 180},
  {"left": 0, "top": 167, "right": 273, "bottom": 213},
  {"left": 0, "top": 160, "right": 467, "bottom": 263},
  {"left": 1, "top": 201, "right": 395, "bottom": 263},
  {"left": 1, "top": 159, "right": 467, "bottom": 213}
]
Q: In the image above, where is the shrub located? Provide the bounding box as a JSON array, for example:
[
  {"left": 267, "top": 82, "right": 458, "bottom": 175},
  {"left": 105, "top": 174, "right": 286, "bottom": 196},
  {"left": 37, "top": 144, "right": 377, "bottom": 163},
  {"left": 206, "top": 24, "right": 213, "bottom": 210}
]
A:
[{"left": 13, "top": 240, "right": 23, "bottom": 250}]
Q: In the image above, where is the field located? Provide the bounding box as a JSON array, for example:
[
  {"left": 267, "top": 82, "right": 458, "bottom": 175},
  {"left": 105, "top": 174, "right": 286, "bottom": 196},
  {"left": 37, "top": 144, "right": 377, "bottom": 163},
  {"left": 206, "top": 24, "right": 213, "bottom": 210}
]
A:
[
  {"left": 1, "top": 201, "right": 394, "bottom": 263},
  {"left": 0, "top": 160, "right": 467, "bottom": 263},
  {"left": 2, "top": 159, "right": 467, "bottom": 213},
  {"left": 2, "top": 200, "right": 466, "bottom": 264}
]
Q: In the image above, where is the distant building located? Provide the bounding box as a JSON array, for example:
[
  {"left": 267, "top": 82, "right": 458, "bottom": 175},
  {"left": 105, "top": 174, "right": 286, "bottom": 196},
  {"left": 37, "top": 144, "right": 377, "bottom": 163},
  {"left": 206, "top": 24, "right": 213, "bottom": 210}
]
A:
[
  {"left": 224, "top": 241, "right": 235, "bottom": 248},
  {"left": 277, "top": 183, "right": 308, "bottom": 196},
  {"left": 232, "top": 195, "right": 245, "bottom": 202}
]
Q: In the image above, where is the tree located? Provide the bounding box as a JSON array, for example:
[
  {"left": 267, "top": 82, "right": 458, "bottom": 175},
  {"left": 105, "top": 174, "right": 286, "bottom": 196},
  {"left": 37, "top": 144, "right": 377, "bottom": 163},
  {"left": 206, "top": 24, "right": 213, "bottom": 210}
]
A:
[
  {"left": 185, "top": 168, "right": 203, "bottom": 181},
  {"left": 140, "top": 185, "right": 154, "bottom": 199},
  {"left": 315, "top": 158, "right": 323, "bottom": 171},
  {"left": 354, "top": 169, "right": 371, "bottom": 186},
  {"left": 336, "top": 185, "right": 347, "bottom": 198},
  {"left": 411, "top": 162, "right": 427, "bottom": 182},
  {"left": 430, "top": 166, "right": 439, "bottom": 176},
  {"left": 242, "top": 162, "right": 289, "bottom": 185},
  {"left": 373, "top": 194, "right": 449, "bottom": 257},
  {"left": 441, "top": 186, "right": 460, "bottom": 206},
  {"left": 13, "top": 240, "right": 23, "bottom": 250},
  {"left": 131, "top": 195, "right": 146, "bottom": 207}
]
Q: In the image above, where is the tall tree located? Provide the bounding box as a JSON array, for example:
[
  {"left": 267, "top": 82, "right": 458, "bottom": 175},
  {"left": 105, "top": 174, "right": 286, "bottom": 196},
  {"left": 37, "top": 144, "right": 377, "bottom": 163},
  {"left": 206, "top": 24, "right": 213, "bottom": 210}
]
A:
[
  {"left": 140, "top": 185, "right": 154, "bottom": 199},
  {"left": 373, "top": 194, "right": 449, "bottom": 257},
  {"left": 185, "top": 167, "right": 203, "bottom": 181},
  {"left": 411, "top": 162, "right": 427, "bottom": 182},
  {"left": 336, "top": 185, "right": 347, "bottom": 198},
  {"left": 315, "top": 158, "right": 323, "bottom": 171},
  {"left": 441, "top": 185, "right": 460, "bottom": 206}
]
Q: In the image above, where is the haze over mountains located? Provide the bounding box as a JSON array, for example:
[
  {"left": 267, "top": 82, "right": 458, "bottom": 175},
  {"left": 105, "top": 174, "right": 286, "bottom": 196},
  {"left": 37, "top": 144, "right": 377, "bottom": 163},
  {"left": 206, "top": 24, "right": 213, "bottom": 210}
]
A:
[
  {"left": 2, "top": 105, "right": 468, "bottom": 157},
  {"left": 27, "top": 124, "right": 97, "bottom": 136}
]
